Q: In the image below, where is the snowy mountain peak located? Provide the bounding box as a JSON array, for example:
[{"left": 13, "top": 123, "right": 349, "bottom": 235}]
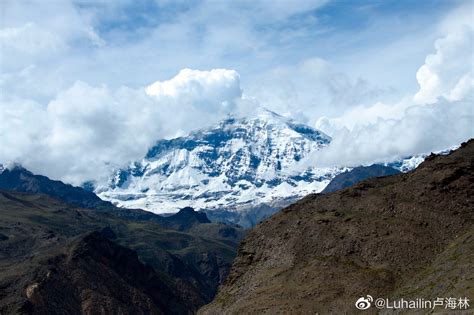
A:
[{"left": 97, "top": 111, "right": 340, "bottom": 213}]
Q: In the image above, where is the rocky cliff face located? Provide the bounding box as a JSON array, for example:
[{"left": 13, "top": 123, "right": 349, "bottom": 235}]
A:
[{"left": 200, "top": 139, "right": 474, "bottom": 314}]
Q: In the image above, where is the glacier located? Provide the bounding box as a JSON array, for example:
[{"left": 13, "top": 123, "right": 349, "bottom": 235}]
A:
[{"left": 96, "top": 110, "right": 345, "bottom": 214}]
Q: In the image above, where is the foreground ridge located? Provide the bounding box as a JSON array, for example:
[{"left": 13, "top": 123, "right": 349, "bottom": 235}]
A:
[{"left": 201, "top": 139, "right": 474, "bottom": 314}]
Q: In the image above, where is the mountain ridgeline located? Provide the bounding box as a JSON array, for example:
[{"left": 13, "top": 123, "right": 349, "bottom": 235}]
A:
[
  {"left": 201, "top": 139, "right": 474, "bottom": 314},
  {"left": 321, "top": 164, "right": 400, "bottom": 194},
  {"left": 1, "top": 123, "right": 471, "bottom": 313},
  {"left": 95, "top": 110, "right": 428, "bottom": 229},
  {"left": 0, "top": 168, "right": 245, "bottom": 314},
  {"left": 0, "top": 165, "right": 111, "bottom": 209}
]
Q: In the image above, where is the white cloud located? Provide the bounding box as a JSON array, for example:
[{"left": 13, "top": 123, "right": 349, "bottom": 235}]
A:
[
  {"left": 146, "top": 68, "right": 241, "bottom": 101},
  {"left": 305, "top": 5, "right": 474, "bottom": 168},
  {"left": 0, "top": 0, "right": 454, "bottom": 102},
  {"left": 414, "top": 25, "right": 473, "bottom": 104},
  {"left": 0, "top": 97, "right": 49, "bottom": 159},
  {"left": 0, "top": 23, "right": 65, "bottom": 54},
  {"left": 310, "top": 97, "right": 474, "bottom": 168},
  {"left": 0, "top": 69, "right": 244, "bottom": 185},
  {"left": 145, "top": 68, "right": 243, "bottom": 137},
  {"left": 0, "top": 0, "right": 102, "bottom": 56},
  {"left": 315, "top": 98, "right": 413, "bottom": 134},
  {"left": 1, "top": 0, "right": 472, "bottom": 187},
  {"left": 247, "top": 57, "right": 394, "bottom": 125}
]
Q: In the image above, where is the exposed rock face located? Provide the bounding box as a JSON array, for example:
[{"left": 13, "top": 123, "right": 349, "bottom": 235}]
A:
[{"left": 200, "top": 139, "right": 474, "bottom": 314}]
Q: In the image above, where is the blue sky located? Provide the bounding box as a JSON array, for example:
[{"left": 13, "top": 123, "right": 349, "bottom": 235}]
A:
[
  {"left": 1, "top": 0, "right": 464, "bottom": 91},
  {"left": 1, "top": 0, "right": 473, "bottom": 184},
  {"left": 66, "top": 0, "right": 463, "bottom": 88}
]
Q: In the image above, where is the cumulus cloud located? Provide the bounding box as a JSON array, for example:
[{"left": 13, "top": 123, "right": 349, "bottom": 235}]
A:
[
  {"left": 413, "top": 1, "right": 473, "bottom": 104},
  {"left": 246, "top": 57, "right": 394, "bottom": 125},
  {"left": 145, "top": 68, "right": 244, "bottom": 137},
  {"left": 414, "top": 26, "right": 473, "bottom": 104},
  {"left": 0, "top": 69, "right": 244, "bottom": 185},
  {"left": 305, "top": 5, "right": 474, "bottom": 168},
  {"left": 310, "top": 97, "right": 473, "bottom": 168}
]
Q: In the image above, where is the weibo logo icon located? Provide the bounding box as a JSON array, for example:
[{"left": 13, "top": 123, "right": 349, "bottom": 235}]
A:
[{"left": 355, "top": 295, "right": 373, "bottom": 310}]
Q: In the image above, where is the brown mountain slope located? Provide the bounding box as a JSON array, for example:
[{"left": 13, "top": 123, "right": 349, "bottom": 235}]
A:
[
  {"left": 0, "top": 190, "right": 244, "bottom": 314},
  {"left": 18, "top": 231, "right": 187, "bottom": 315},
  {"left": 200, "top": 139, "right": 474, "bottom": 314}
]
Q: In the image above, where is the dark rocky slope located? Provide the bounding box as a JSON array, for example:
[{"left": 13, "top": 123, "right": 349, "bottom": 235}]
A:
[
  {"left": 321, "top": 164, "right": 400, "bottom": 193},
  {"left": 0, "top": 165, "right": 232, "bottom": 230},
  {"left": 0, "top": 166, "right": 111, "bottom": 209},
  {"left": 0, "top": 189, "right": 244, "bottom": 314},
  {"left": 162, "top": 207, "right": 211, "bottom": 231},
  {"left": 201, "top": 139, "right": 474, "bottom": 314},
  {"left": 18, "top": 231, "right": 189, "bottom": 315}
]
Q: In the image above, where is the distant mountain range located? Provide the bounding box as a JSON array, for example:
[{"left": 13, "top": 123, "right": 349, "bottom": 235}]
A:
[
  {"left": 0, "top": 165, "right": 111, "bottom": 209},
  {"left": 93, "top": 109, "right": 438, "bottom": 227},
  {"left": 1, "top": 110, "right": 452, "bottom": 230},
  {"left": 0, "top": 132, "right": 470, "bottom": 313}
]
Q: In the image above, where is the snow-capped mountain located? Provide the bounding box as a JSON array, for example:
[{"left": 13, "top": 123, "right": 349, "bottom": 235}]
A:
[
  {"left": 97, "top": 110, "right": 344, "bottom": 213},
  {"left": 385, "top": 145, "right": 460, "bottom": 172}
]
